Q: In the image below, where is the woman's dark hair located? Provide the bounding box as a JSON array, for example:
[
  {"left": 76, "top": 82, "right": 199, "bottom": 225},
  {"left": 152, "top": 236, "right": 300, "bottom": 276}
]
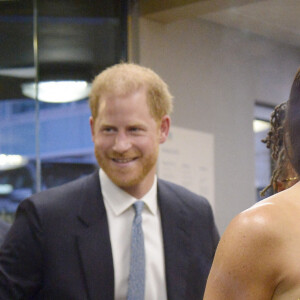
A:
[{"left": 286, "top": 69, "right": 300, "bottom": 175}]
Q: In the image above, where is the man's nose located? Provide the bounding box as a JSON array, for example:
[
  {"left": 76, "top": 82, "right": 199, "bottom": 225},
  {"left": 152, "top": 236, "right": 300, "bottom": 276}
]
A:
[{"left": 112, "top": 132, "right": 131, "bottom": 153}]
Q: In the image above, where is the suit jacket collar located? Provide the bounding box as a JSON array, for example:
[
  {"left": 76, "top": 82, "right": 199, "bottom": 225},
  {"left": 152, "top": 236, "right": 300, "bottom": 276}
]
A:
[
  {"left": 74, "top": 173, "right": 190, "bottom": 300},
  {"left": 76, "top": 171, "right": 114, "bottom": 300},
  {"left": 158, "top": 179, "right": 191, "bottom": 300}
]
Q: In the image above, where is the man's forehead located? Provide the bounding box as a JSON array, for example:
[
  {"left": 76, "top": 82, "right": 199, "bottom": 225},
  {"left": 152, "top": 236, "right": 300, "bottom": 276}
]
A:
[{"left": 99, "top": 88, "right": 147, "bottom": 106}]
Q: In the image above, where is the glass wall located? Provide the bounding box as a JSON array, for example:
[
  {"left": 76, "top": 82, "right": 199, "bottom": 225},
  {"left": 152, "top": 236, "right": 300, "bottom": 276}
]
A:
[
  {"left": 254, "top": 103, "right": 274, "bottom": 201},
  {"left": 0, "top": 0, "right": 128, "bottom": 222}
]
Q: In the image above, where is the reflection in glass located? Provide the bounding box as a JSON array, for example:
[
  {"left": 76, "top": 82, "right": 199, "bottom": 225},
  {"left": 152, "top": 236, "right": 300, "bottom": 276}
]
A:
[
  {"left": 21, "top": 81, "right": 91, "bottom": 103},
  {"left": 0, "top": 0, "right": 128, "bottom": 222}
]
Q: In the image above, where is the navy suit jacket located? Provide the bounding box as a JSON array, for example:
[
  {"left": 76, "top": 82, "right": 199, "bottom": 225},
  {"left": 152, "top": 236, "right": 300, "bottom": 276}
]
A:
[
  {"left": 0, "top": 171, "right": 219, "bottom": 299},
  {"left": 0, "top": 219, "right": 10, "bottom": 246}
]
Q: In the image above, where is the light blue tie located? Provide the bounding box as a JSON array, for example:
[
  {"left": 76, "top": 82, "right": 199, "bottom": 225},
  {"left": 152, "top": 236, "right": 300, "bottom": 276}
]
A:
[{"left": 127, "top": 201, "right": 145, "bottom": 300}]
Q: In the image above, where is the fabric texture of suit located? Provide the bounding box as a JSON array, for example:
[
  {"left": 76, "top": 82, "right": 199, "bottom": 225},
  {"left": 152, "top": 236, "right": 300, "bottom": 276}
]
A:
[
  {"left": 0, "top": 219, "right": 10, "bottom": 246},
  {"left": 0, "top": 171, "right": 219, "bottom": 300}
]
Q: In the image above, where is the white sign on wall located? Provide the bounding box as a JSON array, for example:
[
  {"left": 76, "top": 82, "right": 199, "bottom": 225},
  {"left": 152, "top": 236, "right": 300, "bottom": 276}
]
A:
[{"left": 158, "top": 126, "right": 215, "bottom": 209}]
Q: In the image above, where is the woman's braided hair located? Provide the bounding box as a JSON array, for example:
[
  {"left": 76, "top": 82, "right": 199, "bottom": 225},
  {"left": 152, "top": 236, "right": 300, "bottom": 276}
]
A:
[{"left": 260, "top": 102, "right": 289, "bottom": 196}]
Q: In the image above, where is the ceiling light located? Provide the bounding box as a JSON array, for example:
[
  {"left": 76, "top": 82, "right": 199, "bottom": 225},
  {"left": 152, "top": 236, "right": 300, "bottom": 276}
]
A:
[
  {"left": 253, "top": 120, "right": 270, "bottom": 133},
  {"left": 0, "top": 184, "right": 13, "bottom": 195},
  {"left": 0, "top": 154, "right": 28, "bottom": 171},
  {"left": 21, "top": 80, "right": 91, "bottom": 103}
]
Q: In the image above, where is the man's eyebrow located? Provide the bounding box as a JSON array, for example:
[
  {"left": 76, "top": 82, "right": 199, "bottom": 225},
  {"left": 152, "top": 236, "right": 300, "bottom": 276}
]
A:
[
  {"left": 128, "top": 123, "right": 147, "bottom": 128},
  {"left": 97, "top": 122, "right": 116, "bottom": 129}
]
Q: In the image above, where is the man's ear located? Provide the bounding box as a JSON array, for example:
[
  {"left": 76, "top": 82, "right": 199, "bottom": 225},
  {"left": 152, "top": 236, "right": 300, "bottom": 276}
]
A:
[
  {"left": 159, "top": 115, "right": 171, "bottom": 144},
  {"left": 89, "top": 116, "right": 95, "bottom": 142}
]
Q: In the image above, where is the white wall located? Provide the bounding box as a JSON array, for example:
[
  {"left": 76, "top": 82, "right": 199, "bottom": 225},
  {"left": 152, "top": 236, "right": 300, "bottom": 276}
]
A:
[{"left": 138, "top": 17, "right": 300, "bottom": 233}]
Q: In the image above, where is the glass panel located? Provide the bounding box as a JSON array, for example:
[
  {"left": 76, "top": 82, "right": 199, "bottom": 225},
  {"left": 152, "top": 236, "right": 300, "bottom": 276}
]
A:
[
  {"left": 254, "top": 104, "right": 274, "bottom": 201},
  {"left": 34, "top": 0, "right": 126, "bottom": 192},
  {"left": 0, "top": 0, "right": 128, "bottom": 223},
  {"left": 0, "top": 0, "right": 35, "bottom": 223}
]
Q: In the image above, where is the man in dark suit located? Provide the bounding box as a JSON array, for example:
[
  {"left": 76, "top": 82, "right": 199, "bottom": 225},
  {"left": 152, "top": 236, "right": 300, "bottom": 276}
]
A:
[{"left": 0, "top": 63, "right": 219, "bottom": 299}]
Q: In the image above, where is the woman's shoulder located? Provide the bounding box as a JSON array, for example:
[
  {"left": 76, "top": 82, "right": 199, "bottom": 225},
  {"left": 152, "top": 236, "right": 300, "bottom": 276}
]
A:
[
  {"left": 229, "top": 196, "right": 286, "bottom": 240},
  {"left": 220, "top": 195, "right": 289, "bottom": 263}
]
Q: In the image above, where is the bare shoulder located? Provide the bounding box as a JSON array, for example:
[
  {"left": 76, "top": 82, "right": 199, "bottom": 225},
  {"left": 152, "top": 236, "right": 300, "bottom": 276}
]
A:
[
  {"left": 204, "top": 185, "right": 300, "bottom": 299},
  {"left": 227, "top": 195, "right": 286, "bottom": 244},
  {"left": 241, "top": 185, "right": 300, "bottom": 238},
  {"left": 216, "top": 203, "right": 282, "bottom": 273},
  {"left": 204, "top": 196, "right": 286, "bottom": 300}
]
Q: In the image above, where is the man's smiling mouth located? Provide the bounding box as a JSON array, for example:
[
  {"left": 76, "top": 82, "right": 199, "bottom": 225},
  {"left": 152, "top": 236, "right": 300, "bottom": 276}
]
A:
[{"left": 112, "top": 158, "right": 137, "bottom": 163}]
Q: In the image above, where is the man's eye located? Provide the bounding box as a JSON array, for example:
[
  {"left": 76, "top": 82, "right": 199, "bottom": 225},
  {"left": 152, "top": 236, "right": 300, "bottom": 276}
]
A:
[
  {"left": 102, "top": 127, "right": 115, "bottom": 133},
  {"left": 129, "top": 127, "right": 144, "bottom": 133}
]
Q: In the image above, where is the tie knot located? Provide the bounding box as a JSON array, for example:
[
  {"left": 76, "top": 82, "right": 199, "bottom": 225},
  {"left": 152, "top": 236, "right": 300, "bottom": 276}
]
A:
[{"left": 134, "top": 201, "right": 144, "bottom": 217}]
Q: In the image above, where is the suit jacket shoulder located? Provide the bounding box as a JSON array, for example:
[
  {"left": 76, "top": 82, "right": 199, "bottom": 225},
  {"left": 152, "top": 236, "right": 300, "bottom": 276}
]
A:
[
  {"left": 157, "top": 179, "right": 219, "bottom": 300},
  {"left": 157, "top": 179, "right": 216, "bottom": 225},
  {"left": 0, "top": 171, "right": 114, "bottom": 300},
  {"left": 28, "top": 171, "right": 101, "bottom": 216}
]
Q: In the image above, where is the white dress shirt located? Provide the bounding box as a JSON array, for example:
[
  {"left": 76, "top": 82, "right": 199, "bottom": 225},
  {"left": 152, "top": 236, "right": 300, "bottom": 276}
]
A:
[{"left": 100, "top": 169, "right": 167, "bottom": 300}]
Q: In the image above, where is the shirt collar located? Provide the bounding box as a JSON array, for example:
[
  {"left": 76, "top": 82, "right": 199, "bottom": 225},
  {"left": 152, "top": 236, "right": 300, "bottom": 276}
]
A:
[{"left": 99, "top": 169, "right": 158, "bottom": 216}]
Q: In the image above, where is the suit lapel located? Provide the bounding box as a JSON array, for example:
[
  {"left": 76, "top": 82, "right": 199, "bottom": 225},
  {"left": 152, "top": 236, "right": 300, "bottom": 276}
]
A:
[
  {"left": 76, "top": 172, "right": 114, "bottom": 300},
  {"left": 158, "top": 180, "right": 191, "bottom": 300}
]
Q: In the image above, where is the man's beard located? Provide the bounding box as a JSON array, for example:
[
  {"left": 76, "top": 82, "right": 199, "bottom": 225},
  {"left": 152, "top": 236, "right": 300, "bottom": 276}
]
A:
[{"left": 94, "top": 146, "right": 158, "bottom": 189}]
